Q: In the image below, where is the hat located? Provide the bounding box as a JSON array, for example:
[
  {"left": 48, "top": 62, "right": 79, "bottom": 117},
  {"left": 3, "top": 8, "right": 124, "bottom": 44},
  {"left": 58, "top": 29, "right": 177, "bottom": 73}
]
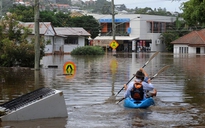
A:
[{"left": 135, "top": 70, "right": 145, "bottom": 81}]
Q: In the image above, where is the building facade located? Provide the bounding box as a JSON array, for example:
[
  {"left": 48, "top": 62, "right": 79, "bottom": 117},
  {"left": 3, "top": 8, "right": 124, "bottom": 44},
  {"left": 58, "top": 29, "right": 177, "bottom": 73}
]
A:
[
  {"left": 54, "top": 27, "right": 90, "bottom": 54},
  {"left": 171, "top": 29, "right": 205, "bottom": 54},
  {"left": 21, "top": 22, "right": 90, "bottom": 55},
  {"left": 91, "top": 14, "right": 177, "bottom": 52}
]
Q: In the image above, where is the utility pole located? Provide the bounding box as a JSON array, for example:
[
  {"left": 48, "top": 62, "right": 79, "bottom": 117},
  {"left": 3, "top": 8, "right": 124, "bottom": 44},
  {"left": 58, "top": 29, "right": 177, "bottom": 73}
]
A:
[
  {"left": 34, "top": 0, "right": 40, "bottom": 70},
  {"left": 0, "top": 0, "right": 2, "bottom": 18},
  {"left": 111, "top": 0, "right": 115, "bottom": 40}
]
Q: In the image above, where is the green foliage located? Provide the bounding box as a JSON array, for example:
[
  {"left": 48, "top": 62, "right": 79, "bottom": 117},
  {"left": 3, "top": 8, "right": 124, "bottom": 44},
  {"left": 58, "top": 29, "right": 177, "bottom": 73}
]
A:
[
  {"left": 0, "top": 39, "right": 32, "bottom": 67},
  {"left": 71, "top": 46, "right": 105, "bottom": 55},
  {"left": 160, "top": 32, "right": 177, "bottom": 52},
  {"left": 135, "top": 7, "right": 173, "bottom": 16},
  {"left": 68, "top": 16, "right": 100, "bottom": 38},
  {"left": 56, "top": 0, "right": 69, "bottom": 4},
  {"left": 54, "top": 11, "right": 71, "bottom": 27},
  {"left": 40, "top": 11, "right": 71, "bottom": 27},
  {"left": 8, "top": 6, "right": 100, "bottom": 39},
  {"left": 181, "top": 0, "right": 205, "bottom": 29},
  {"left": 83, "top": 0, "right": 176, "bottom": 16},
  {"left": 0, "top": 38, "right": 45, "bottom": 67},
  {"left": 2, "top": 0, "right": 13, "bottom": 15},
  {"left": 83, "top": 0, "right": 111, "bottom": 14},
  {"left": 9, "top": 5, "right": 34, "bottom": 22},
  {"left": 0, "top": 14, "right": 45, "bottom": 67},
  {"left": 0, "top": 13, "right": 32, "bottom": 43},
  {"left": 160, "top": 18, "right": 190, "bottom": 52}
]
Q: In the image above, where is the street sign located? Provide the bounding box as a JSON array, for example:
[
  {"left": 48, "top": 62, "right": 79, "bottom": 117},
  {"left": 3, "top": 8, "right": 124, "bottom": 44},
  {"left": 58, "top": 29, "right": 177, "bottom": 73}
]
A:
[
  {"left": 109, "top": 40, "right": 119, "bottom": 49},
  {"left": 63, "top": 61, "right": 76, "bottom": 78}
]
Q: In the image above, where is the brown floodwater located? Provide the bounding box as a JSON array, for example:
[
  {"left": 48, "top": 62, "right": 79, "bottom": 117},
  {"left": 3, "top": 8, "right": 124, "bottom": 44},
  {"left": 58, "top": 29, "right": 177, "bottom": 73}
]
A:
[{"left": 0, "top": 52, "right": 205, "bottom": 128}]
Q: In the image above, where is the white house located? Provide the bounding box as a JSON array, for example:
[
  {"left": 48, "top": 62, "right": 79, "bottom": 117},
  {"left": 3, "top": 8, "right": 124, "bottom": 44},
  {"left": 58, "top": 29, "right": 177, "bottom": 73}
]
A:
[
  {"left": 54, "top": 27, "right": 90, "bottom": 54},
  {"left": 21, "top": 22, "right": 90, "bottom": 55},
  {"left": 90, "top": 14, "right": 177, "bottom": 52},
  {"left": 21, "top": 22, "right": 56, "bottom": 55},
  {"left": 171, "top": 29, "right": 205, "bottom": 54}
]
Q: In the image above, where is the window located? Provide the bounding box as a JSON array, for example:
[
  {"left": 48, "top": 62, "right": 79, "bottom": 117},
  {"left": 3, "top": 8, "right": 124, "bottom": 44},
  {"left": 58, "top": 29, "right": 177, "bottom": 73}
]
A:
[
  {"left": 149, "top": 22, "right": 152, "bottom": 33},
  {"left": 159, "top": 22, "right": 166, "bottom": 33},
  {"left": 115, "top": 23, "right": 127, "bottom": 36},
  {"left": 153, "top": 22, "right": 158, "bottom": 33},
  {"left": 148, "top": 21, "right": 167, "bottom": 33},
  {"left": 65, "top": 37, "right": 78, "bottom": 44},
  {"left": 100, "top": 23, "right": 128, "bottom": 36},
  {"left": 179, "top": 47, "right": 188, "bottom": 53}
]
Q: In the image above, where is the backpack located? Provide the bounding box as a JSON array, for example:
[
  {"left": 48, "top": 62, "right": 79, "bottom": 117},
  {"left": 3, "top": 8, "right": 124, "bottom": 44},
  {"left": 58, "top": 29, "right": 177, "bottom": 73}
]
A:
[{"left": 130, "top": 83, "right": 144, "bottom": 100}]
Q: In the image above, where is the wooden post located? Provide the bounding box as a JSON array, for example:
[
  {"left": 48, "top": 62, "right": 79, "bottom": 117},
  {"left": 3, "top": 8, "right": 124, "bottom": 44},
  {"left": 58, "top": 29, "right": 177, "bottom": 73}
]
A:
[
  {"left": 111, "top": 0, "right": 116, "bottom": 54},
  {"left": 0, "top": 0, "right": 2, "bottom": 18},
  {"left": 34, "top": 0, "right": 40, "bottom": 70},
  {"left": 111, "top": 0, "right": 115, "bottom": 41}
]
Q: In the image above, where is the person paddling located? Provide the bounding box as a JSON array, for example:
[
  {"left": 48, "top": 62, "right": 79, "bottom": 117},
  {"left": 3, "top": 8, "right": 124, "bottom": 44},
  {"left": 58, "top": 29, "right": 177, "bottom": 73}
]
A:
[{"left": 123, "top": 68, "right": 157, "bottom": 100}]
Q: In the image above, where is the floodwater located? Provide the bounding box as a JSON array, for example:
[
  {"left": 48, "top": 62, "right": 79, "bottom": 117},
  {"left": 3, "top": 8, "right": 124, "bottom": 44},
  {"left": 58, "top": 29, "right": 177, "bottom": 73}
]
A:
[{"left": 0, "top": 52, "right": 205, "bottom": 128}]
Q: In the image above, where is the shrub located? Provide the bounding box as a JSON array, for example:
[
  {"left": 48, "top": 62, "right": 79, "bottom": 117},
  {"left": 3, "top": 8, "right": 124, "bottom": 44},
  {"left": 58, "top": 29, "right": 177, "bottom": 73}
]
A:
[
  {"left": 0, "top": 38, "right": 45, "bottom": 67},
  {"left": 71, "top": 46, "right": 105, "bottom": 55},
  {"left": 0, "top": 13, "right": 45, "bottom": 67}
]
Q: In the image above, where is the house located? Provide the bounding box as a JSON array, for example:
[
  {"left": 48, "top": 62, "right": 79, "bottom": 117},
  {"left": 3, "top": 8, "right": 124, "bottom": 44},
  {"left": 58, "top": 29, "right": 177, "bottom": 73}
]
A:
[
  {"left": 54, "top": 27, "right": 90, "bottom": 54},
  {"left": 171, "top": 29, "right": 205, "bottom": 54},
  {"left": 20, "top": 22, "right": 56, "bottom": 55},
  {"left": 21, "top": 22, "right": 90, "bottom": 55},
  {"left": 90, "top": 14, "right": 177, "bottom": 52}
]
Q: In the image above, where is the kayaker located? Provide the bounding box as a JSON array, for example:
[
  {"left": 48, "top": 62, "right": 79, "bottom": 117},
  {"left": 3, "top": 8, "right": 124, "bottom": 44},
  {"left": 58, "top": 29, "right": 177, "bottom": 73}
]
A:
[{"left": 123, "top": 68, "right": 157, "bottom": 100}]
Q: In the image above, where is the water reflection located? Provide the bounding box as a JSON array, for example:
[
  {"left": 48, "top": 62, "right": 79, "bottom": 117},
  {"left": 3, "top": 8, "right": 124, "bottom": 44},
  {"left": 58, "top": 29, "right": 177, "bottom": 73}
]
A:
[
  {"left": 0, "top": 53, "right": 205, "bottom": 127},
  {"left": 1, "top": 118, "right": 67, "bottom": 128},
  {"left": 0, "top": 67, "right": 43, "bottom": 104}
]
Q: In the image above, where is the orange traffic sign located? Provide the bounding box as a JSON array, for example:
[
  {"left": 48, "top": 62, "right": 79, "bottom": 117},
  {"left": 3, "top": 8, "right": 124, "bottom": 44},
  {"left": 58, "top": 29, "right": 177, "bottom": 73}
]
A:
[
  {"left": 63, "top": 61, "right": 76, "bottom": 79},
  {"left": 109, "top": 40, "right": 119, "bottom": 49}
]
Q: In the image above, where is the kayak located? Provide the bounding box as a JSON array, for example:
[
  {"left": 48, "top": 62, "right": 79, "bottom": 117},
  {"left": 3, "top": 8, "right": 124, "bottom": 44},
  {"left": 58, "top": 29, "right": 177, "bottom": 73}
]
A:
[{"left": 124, "top": 97, "right": 155, "bottom": 108}]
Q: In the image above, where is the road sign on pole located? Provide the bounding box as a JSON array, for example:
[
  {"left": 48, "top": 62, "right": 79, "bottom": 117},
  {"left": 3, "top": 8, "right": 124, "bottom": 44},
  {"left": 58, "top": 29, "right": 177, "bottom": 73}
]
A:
[
  {"left": 63, "top": 61, "right": 76, "bottom": 79},
  {"left": 109, "top": 40, "right": 119, "bottom": 49}
]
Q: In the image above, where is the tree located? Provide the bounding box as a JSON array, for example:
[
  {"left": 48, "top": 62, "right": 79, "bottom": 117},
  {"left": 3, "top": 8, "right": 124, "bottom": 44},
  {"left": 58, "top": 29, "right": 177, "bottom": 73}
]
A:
[
  {"left": 135, "top": 7, "right": 151, "bottom": 14},
  {"left": 40, "top": 10, "right": 60, "bottom": 26},
  {"left": 160, "top": 17, "right": 190, "bottom": 52},
  {"left": 92, "top": 0, "right": 111, "bottom": 14},
  {"left": 9, "top": 5, "right": 34, "bottom": 22},
  {"left": 181, "top": 0, "right": 205, "bottom": 29},
  {"left": 117, "top": 4, "right": 127, "bottom": 11},
  {"left": 0, "top": 13, "right": 45, "bottom": 67},
  {"left": 68, "top": 15, "right": 100, "bottom": 38},
  {"left": 8, "top": 6, "right": 100, "bottom": 38},
  {"left": 2, "top": 0, "right": 13, "bottom": 15},
  {"left": 56, "top": 0, "right": 68, "bottom": 4},
  {"left": 53, "top": 11, "right": 71, "bottom": 27},
  {"left": 68, "top": 0, "right": 72, "bottom": 5},
  {"left": 135, "top": 7, "right": 173, "bottom": 16}
]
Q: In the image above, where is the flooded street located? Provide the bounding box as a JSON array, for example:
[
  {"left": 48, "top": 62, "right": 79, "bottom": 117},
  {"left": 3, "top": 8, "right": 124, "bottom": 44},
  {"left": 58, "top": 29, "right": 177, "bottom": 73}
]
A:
[{"left": 1, "top": 52, "right": 205, "bottom": 127}]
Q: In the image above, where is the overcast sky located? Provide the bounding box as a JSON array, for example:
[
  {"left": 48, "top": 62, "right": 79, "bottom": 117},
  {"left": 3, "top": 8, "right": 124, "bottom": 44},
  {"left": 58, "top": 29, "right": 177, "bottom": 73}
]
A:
[
  {"left": 114, "top": 0, "right": 189, "bottom": 12},
  {"left": 84, "top": 0, "right": 189, "bottom": 12}
]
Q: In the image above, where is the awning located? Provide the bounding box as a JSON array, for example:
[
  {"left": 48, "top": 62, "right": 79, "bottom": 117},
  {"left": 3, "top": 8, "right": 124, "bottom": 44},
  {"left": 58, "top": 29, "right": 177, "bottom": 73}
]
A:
[{"left": 93, "top": 36, "right": 139, "bottom": 41}]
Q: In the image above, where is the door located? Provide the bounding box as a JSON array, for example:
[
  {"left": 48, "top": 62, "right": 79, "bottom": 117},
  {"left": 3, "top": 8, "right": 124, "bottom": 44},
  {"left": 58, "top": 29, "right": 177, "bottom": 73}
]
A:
[{"left": 196, "top": 47, "right": 200, "bottom": 54}]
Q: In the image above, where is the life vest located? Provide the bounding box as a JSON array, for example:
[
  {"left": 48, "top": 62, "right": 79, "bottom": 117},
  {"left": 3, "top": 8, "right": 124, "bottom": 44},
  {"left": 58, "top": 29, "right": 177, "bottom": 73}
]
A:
[{"left": 130, "top": 83, "right": 144, "bottom": 100}]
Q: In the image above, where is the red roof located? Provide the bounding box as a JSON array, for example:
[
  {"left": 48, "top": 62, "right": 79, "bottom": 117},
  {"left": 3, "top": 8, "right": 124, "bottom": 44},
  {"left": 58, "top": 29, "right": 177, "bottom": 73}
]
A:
[{"left": 171, "top": 29, "right": 205, "bottom": 47}]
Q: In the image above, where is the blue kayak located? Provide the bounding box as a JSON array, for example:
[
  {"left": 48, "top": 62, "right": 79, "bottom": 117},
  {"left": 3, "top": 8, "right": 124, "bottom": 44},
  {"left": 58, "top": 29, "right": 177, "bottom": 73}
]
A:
[{"left": 124, "top": 97, "right": 155, "bottom": 108}]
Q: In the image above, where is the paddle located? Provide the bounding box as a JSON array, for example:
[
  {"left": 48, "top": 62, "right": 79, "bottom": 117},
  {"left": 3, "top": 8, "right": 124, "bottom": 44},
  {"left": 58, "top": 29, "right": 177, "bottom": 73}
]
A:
[
  {"left": 115, "top": 65, "right": 170, "bottom": 104},
  {"left": 114, "top": 51, "right": 159, "bottom": 97}
]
